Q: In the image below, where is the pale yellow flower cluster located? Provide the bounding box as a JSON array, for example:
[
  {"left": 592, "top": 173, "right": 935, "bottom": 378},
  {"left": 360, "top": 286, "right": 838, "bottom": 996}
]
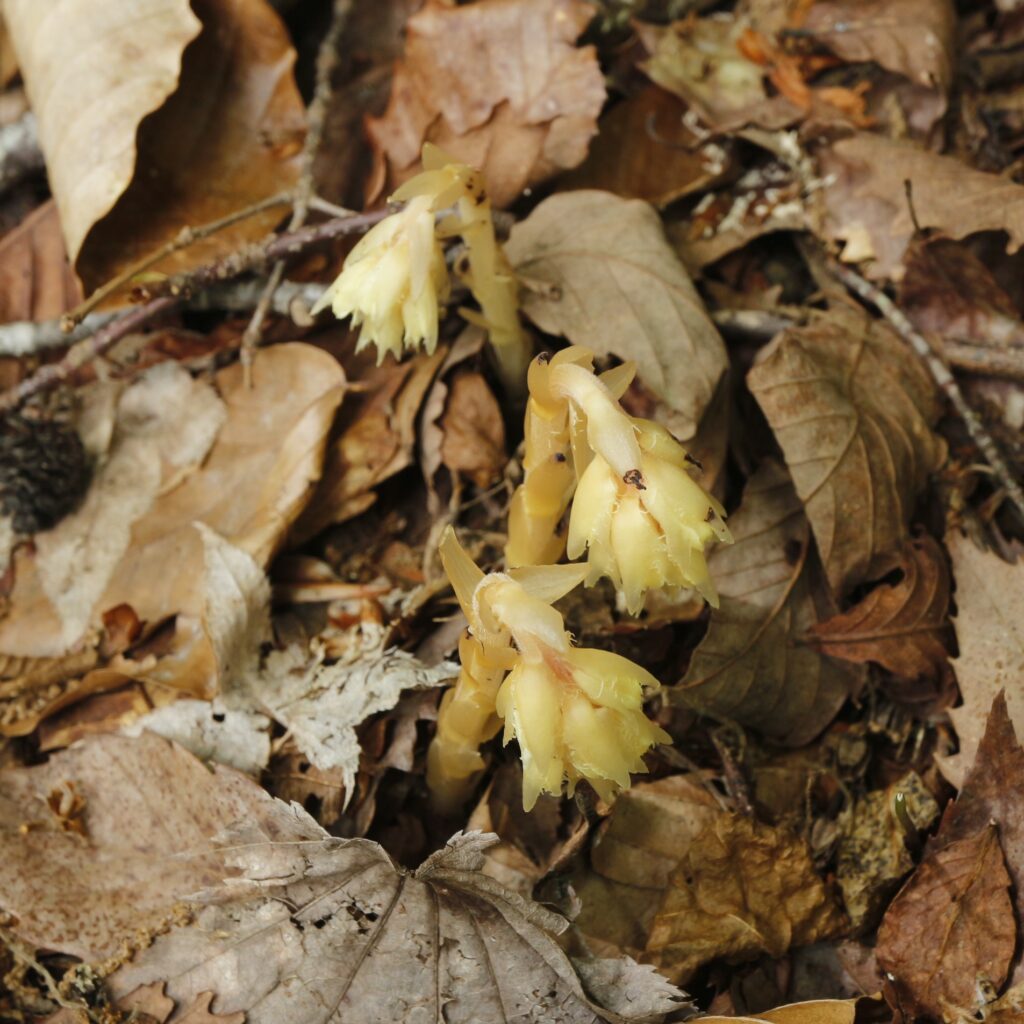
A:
[
  {"left": 426, "top": 527, "right": 670, "bottom": 812},
  {"left": 507, "top": 346, "right": 732, "bottom": 614},
  {"left": 314, "top": 147, "right": 530, "bottom": 388}
]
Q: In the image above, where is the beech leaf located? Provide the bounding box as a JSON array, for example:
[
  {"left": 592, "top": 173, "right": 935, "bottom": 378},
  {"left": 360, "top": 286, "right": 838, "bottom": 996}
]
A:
[
  {"left": 506, "top": 189, "right": 729, "bottom": 438},
  {"left": 806, "top": 534, "right": 953, "bottom": 684},
  {"left": 876, "top": 826, "right": 1015, "bottom": 1020},
  {"left": 674, "top": 461, "right": 864, "bottom": 745},
  {"left": 366, "top": 0, "right": 605, "bottom": 208},
  {"left": 747, "top": 309, "right": 945, "bottom": 595}
]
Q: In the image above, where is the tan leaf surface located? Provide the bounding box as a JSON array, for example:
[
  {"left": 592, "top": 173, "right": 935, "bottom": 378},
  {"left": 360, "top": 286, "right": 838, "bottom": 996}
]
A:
[
  {"left": 941, "top": 534, "right": 1024, "bottom": 787},
  {"left": 0, "top": 200, "right": 82, "bottom": 324},
  {"left": 439, "top": 370, "right": 507, "bottom": 488},
  {"left": 571, "top": 777, "right": 844, "bottom": 984},
  {"left": 701, "top": 1002, "right": 859, "bottom": 1024},
  {"left": 0, "top": 732, "right": 285, "bottom": 961},
  {"left": 747, "top": 309, "right": 945, "bottom": 595},
  {"left": 109, "top": 823, "right": 613, "bottom": 1024},
  {"left": 366, "top": 0, "right": 605, "bottom": 208},
  {"left": 5, "top": 0, "right": 305, "bottom": 292},
  {"left": 803, "top": 0, "right": 955, "bottom": 132},
  {"left": 876, "top": 826, "right": 1015, "bottom": 1020},
  {"left": 807, "top": 534, "right": 953, "bottom": 684},
  {"left": 819, "top": 132, "right": 1024, "bottom": 277},
  {"left": 557, "top": 85, "right": 731, "bottom": 207},
  {"left": 1, "top": 0, "right": 202, "bottom": 267},
  {"left": 674, "top": 462, "right": 864, "bottom": 746},
  {"left": 507, "top": 189, "right": 729, "bottom": 439}
]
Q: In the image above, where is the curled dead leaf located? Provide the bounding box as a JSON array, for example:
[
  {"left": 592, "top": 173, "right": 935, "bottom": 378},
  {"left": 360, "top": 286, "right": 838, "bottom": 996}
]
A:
[
  {"left": 439, "top": 370, "right": 507, "bottom": 488},
  {"left": 367, "top": 0, "right": 605, "bottom": 208}
]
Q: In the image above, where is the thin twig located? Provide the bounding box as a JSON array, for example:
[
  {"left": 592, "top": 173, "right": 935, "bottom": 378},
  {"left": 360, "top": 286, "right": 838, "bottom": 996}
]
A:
[
  {"left": 63, "top": 191, "right": 293, "bottom": 329},
  {"left": 829, "top": 258, "right": 1024, "bottom": 524},
  {"left": 0, "top": 211, "right": 386, "bottom": 411},
  {"left": 240, "top": 0, "right": 352, "bottom": 379}
]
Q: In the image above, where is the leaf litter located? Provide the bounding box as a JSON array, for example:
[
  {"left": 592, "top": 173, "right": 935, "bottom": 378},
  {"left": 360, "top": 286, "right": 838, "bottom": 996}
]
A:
[{"left": 2, "top": 0, "right": 1024, "bottom": 1020}]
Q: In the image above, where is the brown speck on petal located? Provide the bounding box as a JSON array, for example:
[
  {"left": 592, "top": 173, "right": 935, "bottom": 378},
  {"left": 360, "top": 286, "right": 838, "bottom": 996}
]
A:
[{"left": 624, "top": 468, "right": 646, "bottom": 490}]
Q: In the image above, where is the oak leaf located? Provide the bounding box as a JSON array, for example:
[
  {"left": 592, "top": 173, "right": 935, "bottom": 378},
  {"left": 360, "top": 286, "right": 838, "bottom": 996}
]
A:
[
  {"left": 674, "top": 462, "right": 864, "bottom": 745},
  {"left": 940, "top": 533, "right": 1024, "bottom": 787},
  {"left": 747, "top": 309, "right": 945, "bottom": 595},
  {"left": 876, "top": 826, "right": 1015, "bottom": 1020},
  {"left": 366, "top": 0, "right": 605, "bottom": 208},
  {"left": 807, "top": 534, "right": 953, "bottom": 685},
  {"left": 506, "top": 189, "right": 728, "bottom": 439}
]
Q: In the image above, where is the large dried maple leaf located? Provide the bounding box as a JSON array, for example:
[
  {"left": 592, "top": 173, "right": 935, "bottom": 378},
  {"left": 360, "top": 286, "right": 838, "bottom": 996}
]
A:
[
  {"left": 747, "top": 309, "right": 945, "bottom": 596},
  {"left": 674, "top": 461, "right": 864, "bottom": 745},
  {"left": 366, "top": 0, "right": 606, "bottom": 208},
  {"left": 940, "top": 533, "right": 1024, "bottom": 787}
]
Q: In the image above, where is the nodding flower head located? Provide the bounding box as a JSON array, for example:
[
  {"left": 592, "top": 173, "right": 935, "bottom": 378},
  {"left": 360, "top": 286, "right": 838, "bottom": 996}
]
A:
[
  {"left": 430, "top": 527, "right": 669, "bottom": 811},
  {"left": 313, "top": 194, "right": 449, "bottom": 363}
]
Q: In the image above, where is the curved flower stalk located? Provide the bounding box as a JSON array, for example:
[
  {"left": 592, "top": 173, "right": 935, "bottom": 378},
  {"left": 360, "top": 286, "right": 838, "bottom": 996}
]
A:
[
  {"left": 426, "top": 527, "right": 670, "bottom": 812},
  {"left": 506, "top": 346, "right": 732, "bottom": 614},
  {"left": 315, "top": 146, "right": 531, "bottom": 393}
]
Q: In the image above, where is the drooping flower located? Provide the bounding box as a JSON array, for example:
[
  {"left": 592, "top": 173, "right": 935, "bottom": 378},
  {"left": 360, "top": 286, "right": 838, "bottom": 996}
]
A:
[
  {"left": 312, "top": 194, "right": 449, "bottom": 363},
  {"left": 427, "top": 527, "right": 669, "bottom": 811},
  {"left": 506, "top": 345, "right": 732, "bottom": 613}
]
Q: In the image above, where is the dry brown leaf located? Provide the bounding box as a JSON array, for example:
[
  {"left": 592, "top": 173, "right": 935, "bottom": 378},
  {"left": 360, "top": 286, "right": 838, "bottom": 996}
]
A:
[
  {"left": 803, "top": 0, "right": 955, "bottom": 134},
  {"left": 940, "top": 533, "right": 1024, "bottom": 787},
  {"left": 674, "top": 461, "right": 864, "bottom": 746},
  {"left": 747, "top": 309, "right": 945, "bottom": 595},
  {"left": 366, "top": 0, "right": 605, "bottom": 209},
  {"left": 935, "top": 694, "right": 1024, "bottom": 987},
  {"left": 5, "top": 0, "right": 305, "bottom": 292},
  {"left": 557, "top": 85, "right": 732, "bottom": 207},
  {"left": 507, "top": 189, "right": 728, "bottom": 439},
  {"left": 439, "top": 370, "right": 507, "bottom": 488},
  {"left": 819, "top": 132, "right": 1024, "bottom": 278},
  {"left": 898, "top": 237, "right": 1024, "bottom": 347},
  {"left": 0, "top": 732, "right": 285, "bottom": 961},
  {"left": 836, "top": 771, "right": 939, "bottom": 930},
  {"left": 807, "top": 534, "right": 953, "bottom": 684},
  {"left": 0, "top": 201, "right": 82, "bottom": 325},
  {"left": 876, "top": 826, "right": 1015, "bottom": 1020},
  {"left": 108, "top": 822, "right": 634, "bottom": 1023},
  {"left": 700, "top": 999, "right": 859, "bottom": 1024},
  {"left": 571, "top": 777, "right": 844, "bottom": 985},
  {"left": 0, "top": 344, "right": 344, "bottom": 708}
]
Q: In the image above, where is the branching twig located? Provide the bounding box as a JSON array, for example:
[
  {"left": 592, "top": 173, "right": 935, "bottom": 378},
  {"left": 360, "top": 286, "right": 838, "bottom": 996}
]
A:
[
  {"left": 240, "top": 0, "right": 352, "bottom": 379},
  {"left": 829, "top": 258, "right": 1024, "bottom": 523},
  {"left": 63, "top": 191, "right": 294, "bottom": 329},
  {"left": 0, "top": 211, "right": 386, "bottom": 411}
]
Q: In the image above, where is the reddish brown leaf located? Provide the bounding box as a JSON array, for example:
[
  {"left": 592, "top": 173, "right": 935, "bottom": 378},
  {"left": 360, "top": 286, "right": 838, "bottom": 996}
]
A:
[
  {"left": 876, "top": 826, "right": 1015, "bottom": 1019},
  {"left": 366, "top": 0, "right": 605, "bottom": 208},
  {"left": 439, "top": 370, "right": 507, "bottom": 488},
  {"left": 807, "top": 534, "right": 953, "bottom": 683}
]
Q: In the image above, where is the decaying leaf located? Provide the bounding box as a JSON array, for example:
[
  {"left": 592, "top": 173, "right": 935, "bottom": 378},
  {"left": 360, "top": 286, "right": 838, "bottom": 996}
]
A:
[
  {"left": 803, "top": 0, "right": 956, "bottom": 134},
  {"left": 366, "top": 0, "right": 605, "bottom": 208},
  {"left": 235, "top": 626, "right": 456, "bottom": 796},
  {"left": 439, "top": 370, "right": 507, "bottom": 488},
  {"left": 109, "top": 821, "right": 630, "bottom": 1024},
  {"left": 820, "top": 132, "right": 1024, "bottom": 277},
  {"left": 571, "top": 777, "right": 844, "bottom": 984},
  {"left": 941, "top": 533, "right": 1024, "bottom": 787},
  {"left": 557, "top": 85, "right": 732, "bottom": 208},
  {"left": 572, "top": 956, "right": 692, "bottom": 1022},
  {"left": 5, "top": 0, "right": 305, "bottom": 291},
  {"left": 836, "top": 772, "right": 939, "bottom": 930},
  {"left": 0, "top": 732, "right": 285, "bottom": 961},
  {"left": 507, "top": 189, "right": 729, "bottom": 439},
  {"left": 876, "top": 826, "right": 1015, "bottom": 1020},
  {"left": 675, "top": 462, "right": 864, "bottom": 745},
  {"left": 807, "top": 534, "right": 953, "bottom": 684},
  {"left": 748, "top": 308, "right": 945, "bottom": 595},
  {"left": 700, "top": 999, "right": 859, "bottom": 1024}
]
